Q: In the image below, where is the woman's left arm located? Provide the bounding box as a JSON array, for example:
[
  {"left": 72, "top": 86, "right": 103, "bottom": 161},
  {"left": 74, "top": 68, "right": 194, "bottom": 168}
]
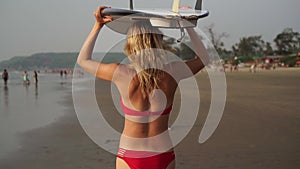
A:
[{"left": 77, "top": 6, "right": 118, "bottom": 81}]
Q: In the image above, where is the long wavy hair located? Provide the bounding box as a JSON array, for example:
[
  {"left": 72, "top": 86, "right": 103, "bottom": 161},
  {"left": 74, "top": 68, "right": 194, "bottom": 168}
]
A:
[{"left": 124, "top": 21, "right": 172, "bottom": 97}]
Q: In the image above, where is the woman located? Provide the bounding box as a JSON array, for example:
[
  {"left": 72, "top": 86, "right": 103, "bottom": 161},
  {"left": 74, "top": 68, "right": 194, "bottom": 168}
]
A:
[
  {"left": 2, "top": 69, "right": 8, "bottom": 86},
  {"left": 77, "top": 6, "right": 209, "bottom": 169},
  {"left": 23, "top": 71, "right": 30, "bottom": 85},
  {"left": 33, "top": 70, "right": 38, "bottom": 84}
]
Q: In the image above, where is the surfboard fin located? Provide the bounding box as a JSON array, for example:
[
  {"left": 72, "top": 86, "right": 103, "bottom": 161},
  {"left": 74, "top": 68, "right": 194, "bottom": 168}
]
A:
[
  {"left": 172, "top": 0, "right": 180, "bottom": 13},
  {"left": 195, "top": 0, "right": 202, "bottom": 10},
  {"left": 129, "top": 0, "right": 133, "bottom": 10}
]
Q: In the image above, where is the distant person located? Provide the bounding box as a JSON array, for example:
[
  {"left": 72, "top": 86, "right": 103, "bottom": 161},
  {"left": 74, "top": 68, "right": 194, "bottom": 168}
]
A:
[
  {"left": 234, "top": 65, "right": 238, "bottom": 72},
  {"left": 23, "top": 71, "right": 30, "bottom": 85},
  {"left": 250, "top": 64, "right": 257, "bottom": 73},
  {"left": 2, "top": 69, "right": 9, "bottom": 86},
  {"left": 60, "top": 70, "right": 64, "bottom": 77},
  {"left": 64, "top": 70, "right": 67, "bottom": 78},
  {"left": 33, "top": 70, "right": 38, "bottom": 84},
  {"left": 272, "top": 63, "right": 276, "bottom": 70}
]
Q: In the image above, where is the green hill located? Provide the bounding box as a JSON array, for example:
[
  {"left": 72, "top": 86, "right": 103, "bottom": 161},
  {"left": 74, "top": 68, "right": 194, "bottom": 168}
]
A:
[
  {"left": 0, "top": 52, "right": 127, "bottom": 71},
  {"left": 0, "top": 53, "right": 79, "bottom": 71}
]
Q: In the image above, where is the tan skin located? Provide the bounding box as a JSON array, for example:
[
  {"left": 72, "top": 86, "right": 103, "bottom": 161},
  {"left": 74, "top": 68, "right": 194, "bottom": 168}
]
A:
[{"left": 77, "top": 6, "right": 209, "bottom": 169}]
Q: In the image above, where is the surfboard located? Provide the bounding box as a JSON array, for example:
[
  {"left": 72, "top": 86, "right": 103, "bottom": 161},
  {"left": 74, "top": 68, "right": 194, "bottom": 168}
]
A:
[{"left": 102, "top": 8, "right": 209, "bottom": 34}]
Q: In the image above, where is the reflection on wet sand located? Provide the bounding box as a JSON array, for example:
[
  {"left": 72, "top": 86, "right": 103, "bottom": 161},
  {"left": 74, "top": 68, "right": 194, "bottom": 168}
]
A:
[
  {"left": 34, "top": 83, "right": 38, "bottom": 100},
  {"left": 3, "top": 85, "right": 9, "bottom": 113},
  {"left": 23, "top": 83, "right": 30, "bottom": 95},
  {"left": 0, "top": 73, "right": 73, "bottom": 159}
]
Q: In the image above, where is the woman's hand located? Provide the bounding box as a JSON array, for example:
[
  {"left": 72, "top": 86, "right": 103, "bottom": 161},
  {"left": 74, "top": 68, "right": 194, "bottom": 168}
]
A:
[{"left": 93, "top": 6, "right": 112, "bottom": 30}]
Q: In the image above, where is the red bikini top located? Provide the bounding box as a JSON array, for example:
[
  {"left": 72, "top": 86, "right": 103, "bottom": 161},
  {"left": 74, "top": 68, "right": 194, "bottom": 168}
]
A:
[{"left": 120, "top": 98, "right": 172, "bottom": 116}]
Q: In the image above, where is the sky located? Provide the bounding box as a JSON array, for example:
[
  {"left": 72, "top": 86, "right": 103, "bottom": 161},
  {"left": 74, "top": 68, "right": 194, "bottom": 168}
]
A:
[{"left": 0, "top": 0, "right": 300, "bottom": 61}]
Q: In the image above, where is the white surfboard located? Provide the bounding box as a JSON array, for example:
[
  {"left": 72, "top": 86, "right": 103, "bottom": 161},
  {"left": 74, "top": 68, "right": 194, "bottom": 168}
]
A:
[{"left": 102, "top": 0, "right": 209, "bottom": 34}]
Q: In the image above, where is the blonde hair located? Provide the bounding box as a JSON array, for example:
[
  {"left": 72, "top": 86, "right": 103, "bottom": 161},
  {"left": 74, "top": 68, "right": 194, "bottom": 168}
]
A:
[{"left": 124, "top": 21, "right": 171, "bottom": 97}]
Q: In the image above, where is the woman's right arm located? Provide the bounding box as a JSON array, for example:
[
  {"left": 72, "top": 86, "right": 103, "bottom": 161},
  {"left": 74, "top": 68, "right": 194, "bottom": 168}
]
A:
[{"left": 77, "top": 6, "right": 118, "bottom": 82}]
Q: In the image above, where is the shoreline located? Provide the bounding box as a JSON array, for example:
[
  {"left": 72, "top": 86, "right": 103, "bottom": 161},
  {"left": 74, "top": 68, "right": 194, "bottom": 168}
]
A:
[{"left": 223, "top": 66, "right": 300, "bottom": 72}]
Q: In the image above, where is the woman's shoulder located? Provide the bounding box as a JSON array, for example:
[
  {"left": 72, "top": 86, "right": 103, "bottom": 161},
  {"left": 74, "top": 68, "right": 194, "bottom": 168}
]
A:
[
  {"left": 112, "top": 64, "right": 136, "bottom": 81},
  {"left": 117, "top": 64, "right": 134, "bottom": 74}
]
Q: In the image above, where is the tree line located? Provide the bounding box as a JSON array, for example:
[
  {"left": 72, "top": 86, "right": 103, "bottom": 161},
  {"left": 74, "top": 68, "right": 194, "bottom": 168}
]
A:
[{"left": 207, "top": 26, "right": 300, "bottom": 66}]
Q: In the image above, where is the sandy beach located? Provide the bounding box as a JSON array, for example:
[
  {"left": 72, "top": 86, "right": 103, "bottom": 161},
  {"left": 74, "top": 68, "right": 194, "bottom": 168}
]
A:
[{"left": 0, "top": 68, "right": 299, "bottom": 169}]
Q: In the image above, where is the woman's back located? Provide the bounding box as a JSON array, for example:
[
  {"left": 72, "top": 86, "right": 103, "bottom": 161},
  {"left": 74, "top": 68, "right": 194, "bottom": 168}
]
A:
[{"left": 115, "top": 64, "right": 178, "bottom": 139}]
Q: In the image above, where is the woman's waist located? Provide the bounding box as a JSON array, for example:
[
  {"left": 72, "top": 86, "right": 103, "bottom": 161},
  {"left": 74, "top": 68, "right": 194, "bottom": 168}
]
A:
[
  {"left": 122, "top": 126, "right": 169, "bottom": 138},
  {"left": 119, "top": 131, "right": 173, "bottom": 152}
]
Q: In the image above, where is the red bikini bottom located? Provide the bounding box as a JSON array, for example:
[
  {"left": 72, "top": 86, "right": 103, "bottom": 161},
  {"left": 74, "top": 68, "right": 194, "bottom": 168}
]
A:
[{"left": 117, "top": 148, "right": 175, "bottom": 169}]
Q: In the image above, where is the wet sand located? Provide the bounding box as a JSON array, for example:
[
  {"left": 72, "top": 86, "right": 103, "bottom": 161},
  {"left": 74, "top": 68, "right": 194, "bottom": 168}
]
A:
[{"left": 0, "top": 68, "right": 299, "bottom": 169}]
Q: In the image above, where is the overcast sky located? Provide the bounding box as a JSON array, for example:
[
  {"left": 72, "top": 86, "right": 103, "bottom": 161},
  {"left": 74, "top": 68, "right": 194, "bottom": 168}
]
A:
[{"left": 0, "top": 0, "right": 299, "bottom": 61}]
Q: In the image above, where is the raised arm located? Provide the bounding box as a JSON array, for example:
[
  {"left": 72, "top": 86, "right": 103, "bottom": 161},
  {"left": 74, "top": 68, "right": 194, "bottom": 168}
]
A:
[
  {"left": 184, "top": 28, "right": 210, "bottom": 75},
  {"left": 169, "top": 28, "right": 210, "bottom": 80},
  {"left": 77, "top": 6, "right": 118, "bottom": 81}
]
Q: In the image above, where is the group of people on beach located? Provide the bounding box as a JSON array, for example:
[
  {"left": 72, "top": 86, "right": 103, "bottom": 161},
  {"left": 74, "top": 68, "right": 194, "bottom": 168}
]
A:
[
  {"left": 1, "top": 69, "right": 38, "bottom": 86},
  {"left": 22, "top": 70, "right": 38, "bottom": 85}
]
